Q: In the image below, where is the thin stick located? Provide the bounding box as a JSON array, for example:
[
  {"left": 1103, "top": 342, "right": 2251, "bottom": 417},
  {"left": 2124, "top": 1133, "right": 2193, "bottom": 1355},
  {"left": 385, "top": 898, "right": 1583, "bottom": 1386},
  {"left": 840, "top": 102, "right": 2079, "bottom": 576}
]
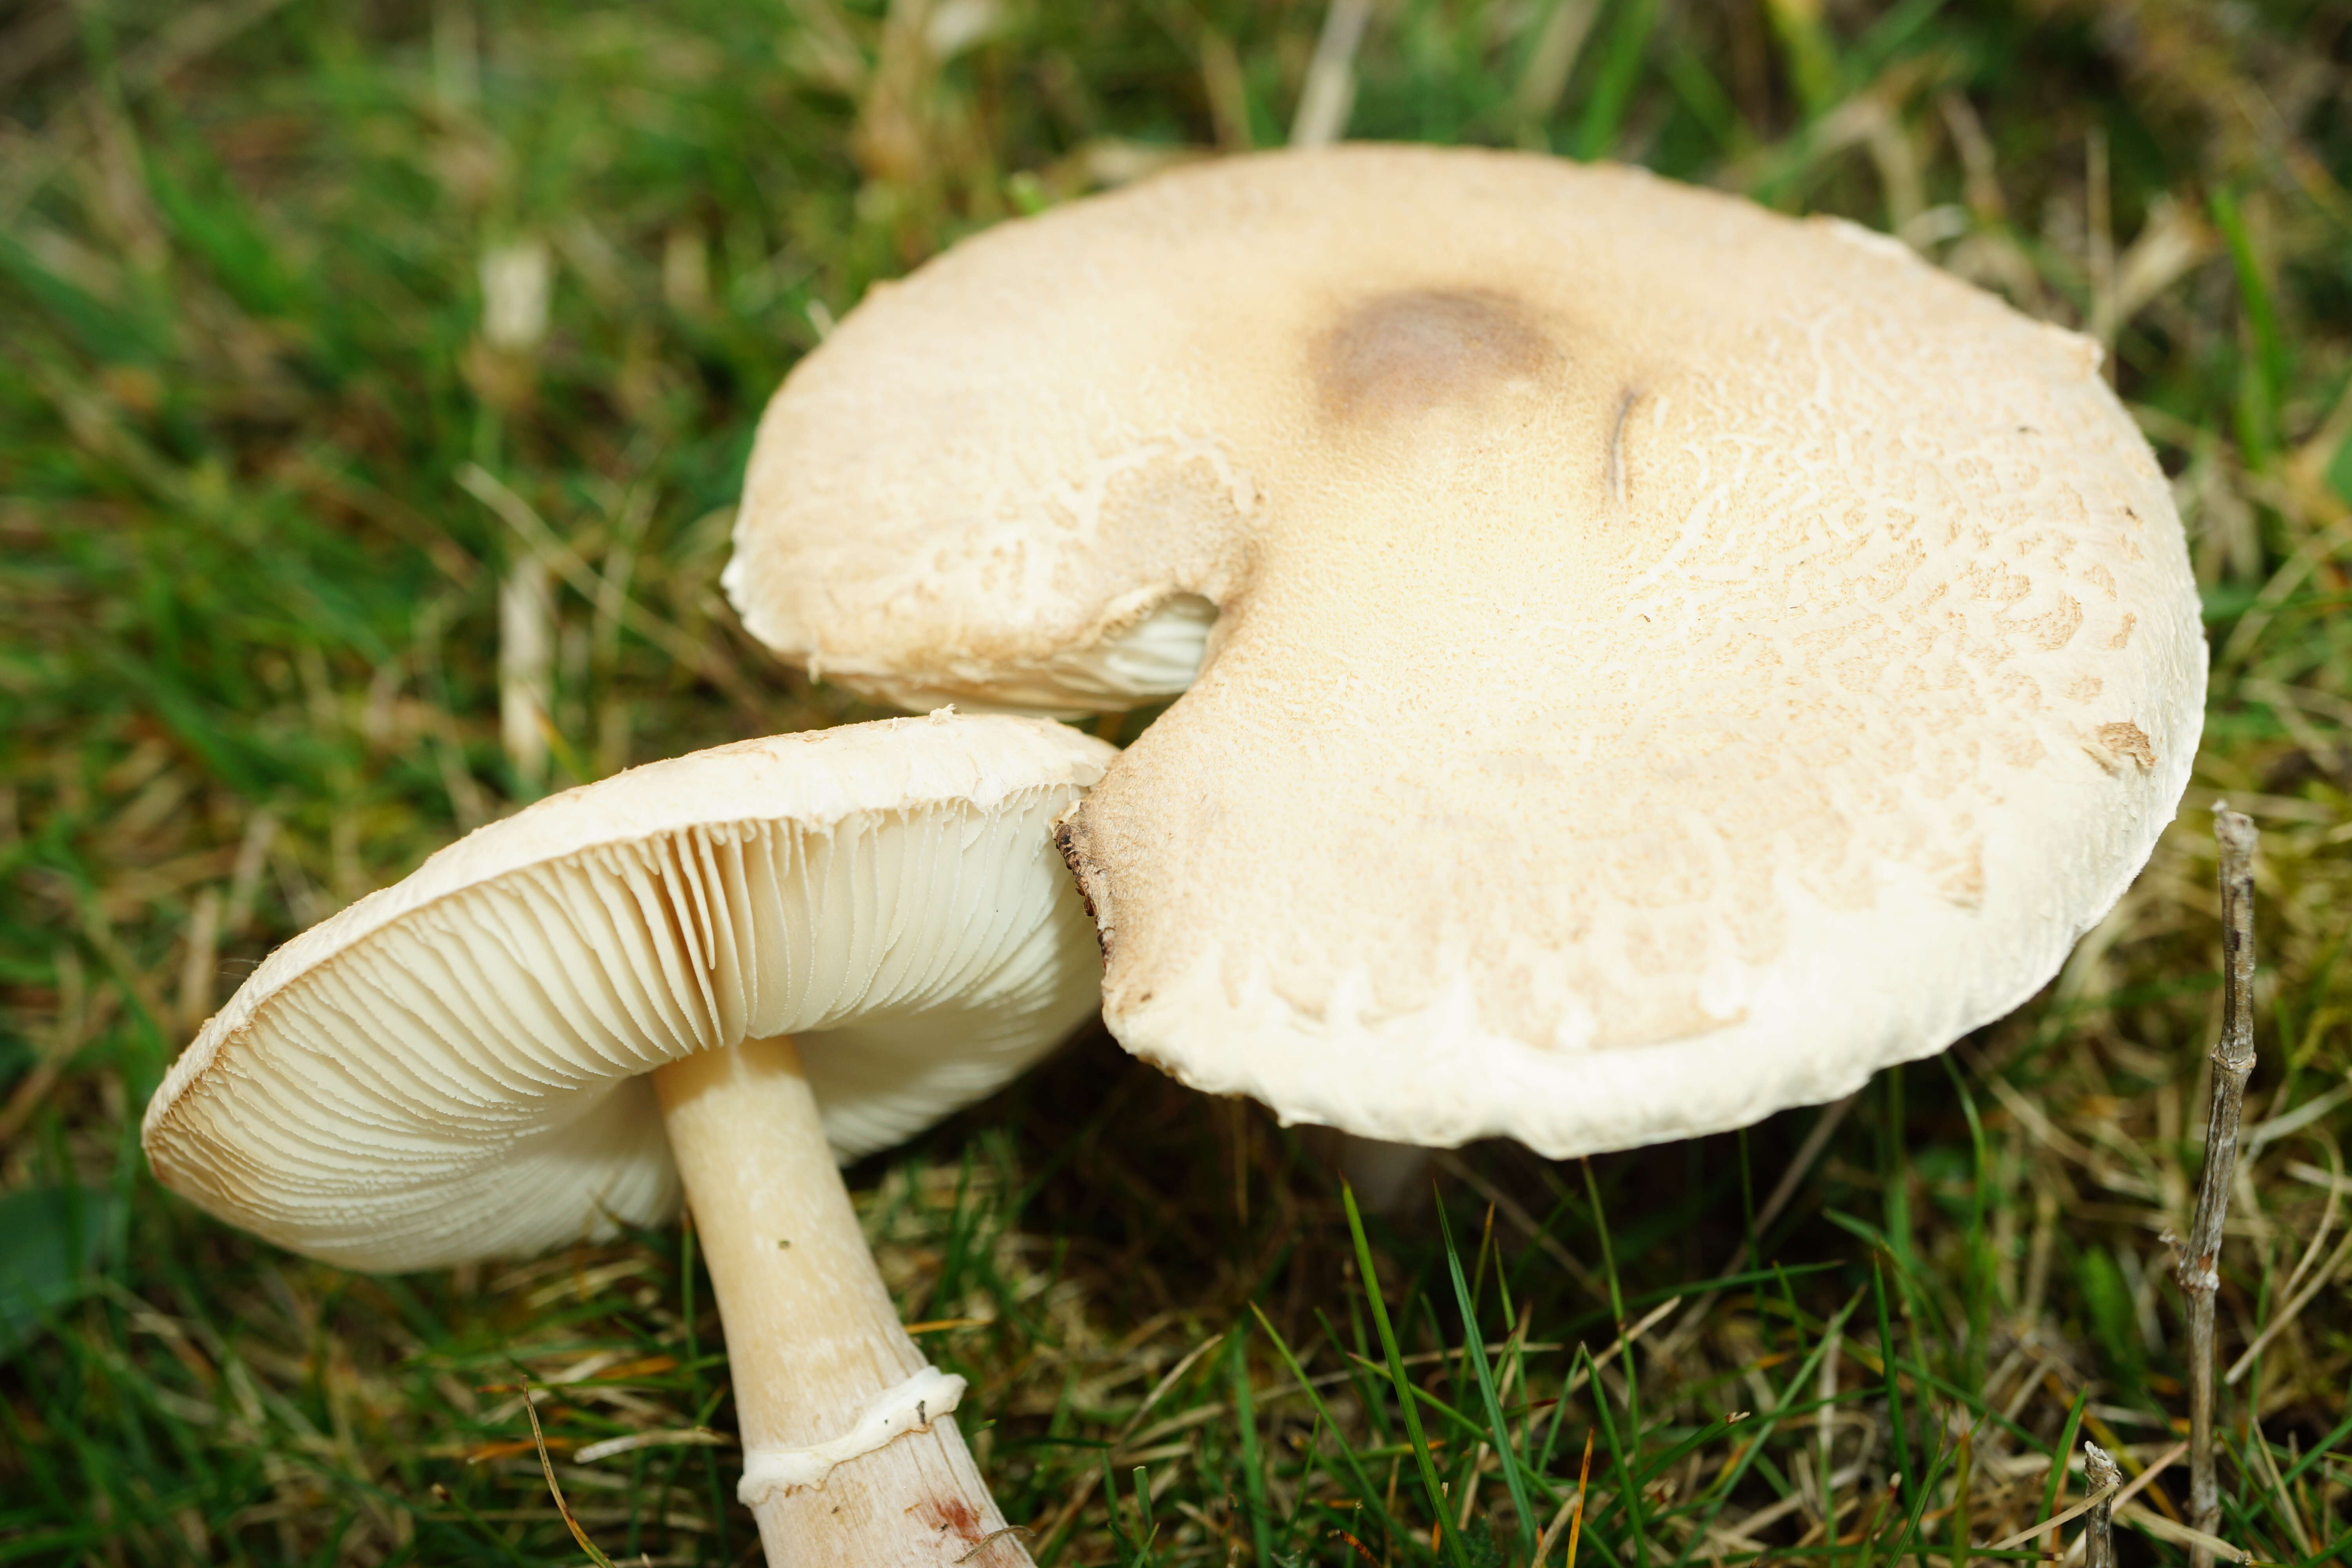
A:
[
  {"left": 2083, "top": 1443, "right": 2121, "bottom": 1568},
  {"left": 2173, "top": 806, "right": 2259, "bottom": 1568},
  {"left": 2054, "top": 1437, "right": 2190, "bottom": 1567}
]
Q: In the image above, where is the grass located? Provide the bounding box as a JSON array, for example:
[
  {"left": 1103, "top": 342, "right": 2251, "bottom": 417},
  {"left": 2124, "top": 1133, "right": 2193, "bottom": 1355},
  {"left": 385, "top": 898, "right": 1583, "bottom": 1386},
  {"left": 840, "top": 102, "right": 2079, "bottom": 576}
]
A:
[{"left": 3, "top": 0, "right": 2350, "bottom": 1563}]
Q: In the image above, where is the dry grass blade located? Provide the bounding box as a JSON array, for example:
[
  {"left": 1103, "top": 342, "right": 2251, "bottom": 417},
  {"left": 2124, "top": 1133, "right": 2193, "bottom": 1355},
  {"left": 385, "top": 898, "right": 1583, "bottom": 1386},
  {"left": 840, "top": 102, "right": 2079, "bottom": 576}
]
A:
[
  {"left": 1987, "top": 1480, "right": 2119, "bottom": 1551},
  {"left": 2118, "top": 1504, "right": 2258, "bottom": 1564},
  {"left": 1532, "top": 1426, "right": 1594, "bottom": 1568},
  {"left": 952, "top": 1526, "right": 1034, "bottom": 1564},
  {"left": 573, "top": 1429, "right": 734, "bottom": 1464},
  {"left": 520, "top": 1384, "right": 621, "bottom": 1568},
  {"left": 1558, "top": 1296, "right": 1679, "bottom": 1401},
  {"left": 1290, "top": 0, "right": 1372, "bottom": 148},
  {"left": 2225, "top": 1221, "right": 2352, "bottom": 1384},
  {"left": 455, "top": 464, "right": 771, "bottom": 721}
]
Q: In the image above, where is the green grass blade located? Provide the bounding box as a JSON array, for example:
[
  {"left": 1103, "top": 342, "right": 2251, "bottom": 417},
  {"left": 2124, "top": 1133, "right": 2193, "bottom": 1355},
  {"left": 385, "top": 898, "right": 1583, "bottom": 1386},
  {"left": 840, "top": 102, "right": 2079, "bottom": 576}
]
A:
[
  {"left": 2212, "top": 186, "right": 2287, "bottom": 472},
  {"left": 1247, "top": 1302, "right": 1416, "bottom": 1555},
  {"left": 1572, "top": 0, "right": 1658, "bottom": 160},
  {"left": 1343, "top": 1184, "right": 1471, "bottom": 1568},
  {"left": 1230, "top": 1321, "right": 1273, "bottom": 1566},
  {"left": 1436, "top": 1201, "right": 1538, "bottom": 1554},
  {"left": 1871, "top": 1257, "right": 1914, "bottom": 1534},
  {"left": 1665, "top": 1289, "right": 1862, "bottom": 1568},
  {"left": 1577, "top": 1159, "right": 1652, "bottom": 1568},
  {"left": 1131, "top": 1464, "right": 1157, "bottom": 1565}
]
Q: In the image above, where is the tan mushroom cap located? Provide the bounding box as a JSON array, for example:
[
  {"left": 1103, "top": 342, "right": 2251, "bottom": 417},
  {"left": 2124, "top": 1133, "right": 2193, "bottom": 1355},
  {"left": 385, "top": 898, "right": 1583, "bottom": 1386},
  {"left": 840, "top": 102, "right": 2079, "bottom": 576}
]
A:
[
  {"left": 143, "top": 714, "right": 1113, "bottom": 1269},
  {"left": 726, "top": 145, "right": 2205, "bottom": 1158}
]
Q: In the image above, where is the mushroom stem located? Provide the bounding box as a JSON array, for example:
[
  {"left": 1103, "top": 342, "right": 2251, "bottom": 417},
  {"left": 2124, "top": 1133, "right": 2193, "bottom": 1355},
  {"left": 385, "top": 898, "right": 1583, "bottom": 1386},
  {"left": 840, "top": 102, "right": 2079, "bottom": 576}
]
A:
[
  {"left": 1328, "top": 1132, "right": 1433, "bottom": 1215},
  {"left": 655, "top": 1036, "right": 1033, "bottom": 1567}
]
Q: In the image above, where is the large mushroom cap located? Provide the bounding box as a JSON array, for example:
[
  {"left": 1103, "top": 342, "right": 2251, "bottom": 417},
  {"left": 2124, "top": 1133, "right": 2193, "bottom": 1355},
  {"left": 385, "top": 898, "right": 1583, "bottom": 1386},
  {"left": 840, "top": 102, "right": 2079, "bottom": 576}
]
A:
[
  {"left": 143, "top": 713, "right": 1114, "bottom": 1269},
  {"left": 726, "top": 145, "right": 2205, "bottom": 1158}
]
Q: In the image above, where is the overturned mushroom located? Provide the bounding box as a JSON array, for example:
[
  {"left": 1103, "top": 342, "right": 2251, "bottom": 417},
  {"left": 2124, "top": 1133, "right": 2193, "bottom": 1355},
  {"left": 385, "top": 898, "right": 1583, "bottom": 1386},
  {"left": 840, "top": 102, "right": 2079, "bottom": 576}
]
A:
[
  {"left": 144, "top": 713, "right": 1112, "bottom": 1567},
  {"left": 724, "top": 146, "right": 2203, "bottom": 1161}
]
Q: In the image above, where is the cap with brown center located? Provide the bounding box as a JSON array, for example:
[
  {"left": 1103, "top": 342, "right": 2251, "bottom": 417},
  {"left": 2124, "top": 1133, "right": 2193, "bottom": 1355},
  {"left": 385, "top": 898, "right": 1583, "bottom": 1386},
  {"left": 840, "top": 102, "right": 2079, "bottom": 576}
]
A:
[
  {"left": 145, "top": 712, "right": 1111, "bottom": 1568},
  {"left": 724, "top": 145, "right": 2204, "bottom": 1160}
]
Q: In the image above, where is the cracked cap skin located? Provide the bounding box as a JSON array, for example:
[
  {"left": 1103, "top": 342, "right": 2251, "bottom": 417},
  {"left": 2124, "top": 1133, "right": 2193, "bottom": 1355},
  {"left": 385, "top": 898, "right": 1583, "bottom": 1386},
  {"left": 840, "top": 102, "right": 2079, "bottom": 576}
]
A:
[{"left": 725, "top": 144, "right": 2205, "bottom": 1159}]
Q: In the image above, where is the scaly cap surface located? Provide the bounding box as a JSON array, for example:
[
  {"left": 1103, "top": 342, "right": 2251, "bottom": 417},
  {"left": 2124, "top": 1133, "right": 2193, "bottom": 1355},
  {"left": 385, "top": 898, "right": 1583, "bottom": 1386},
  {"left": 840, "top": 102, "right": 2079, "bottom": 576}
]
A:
[{"left": 727, "top": 146, "right": 2205, "bottom": 1157}]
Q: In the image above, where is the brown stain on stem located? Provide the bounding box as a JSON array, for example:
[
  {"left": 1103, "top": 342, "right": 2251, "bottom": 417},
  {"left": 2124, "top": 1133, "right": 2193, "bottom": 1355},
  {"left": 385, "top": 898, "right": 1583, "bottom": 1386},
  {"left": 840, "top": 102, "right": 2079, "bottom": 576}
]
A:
[{"left": 915, "top": 1495, "right": 984, "bottom": 1539}]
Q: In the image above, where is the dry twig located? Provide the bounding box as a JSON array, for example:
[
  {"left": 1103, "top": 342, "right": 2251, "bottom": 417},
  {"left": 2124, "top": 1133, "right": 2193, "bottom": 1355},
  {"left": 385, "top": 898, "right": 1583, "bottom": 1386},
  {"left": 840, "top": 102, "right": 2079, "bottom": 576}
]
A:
[
  {"left": 2083, "top": 1443, "right": 2122, "bottom": 1568},
  {"left": 2170, "top": 806, "right": 2258, "bottom": 1568}
]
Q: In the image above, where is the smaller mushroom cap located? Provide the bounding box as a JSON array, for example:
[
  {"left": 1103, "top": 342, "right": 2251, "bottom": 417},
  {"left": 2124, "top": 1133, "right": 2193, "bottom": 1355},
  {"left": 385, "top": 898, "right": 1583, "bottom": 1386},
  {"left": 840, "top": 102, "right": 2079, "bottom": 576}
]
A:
[{"left": 142, "top": 714, "right": 1112, "bottom": 1271}]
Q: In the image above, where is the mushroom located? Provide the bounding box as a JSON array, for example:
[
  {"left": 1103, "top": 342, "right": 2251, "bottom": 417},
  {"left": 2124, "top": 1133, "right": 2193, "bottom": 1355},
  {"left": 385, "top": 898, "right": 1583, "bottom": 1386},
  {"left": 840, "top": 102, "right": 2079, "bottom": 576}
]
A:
[
  {"left": 722, "top": 145, "right": 2203, "bottom": 1164},
  {"left": 143, "top": 713, "right": 1112, "bottom": 1567}
]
